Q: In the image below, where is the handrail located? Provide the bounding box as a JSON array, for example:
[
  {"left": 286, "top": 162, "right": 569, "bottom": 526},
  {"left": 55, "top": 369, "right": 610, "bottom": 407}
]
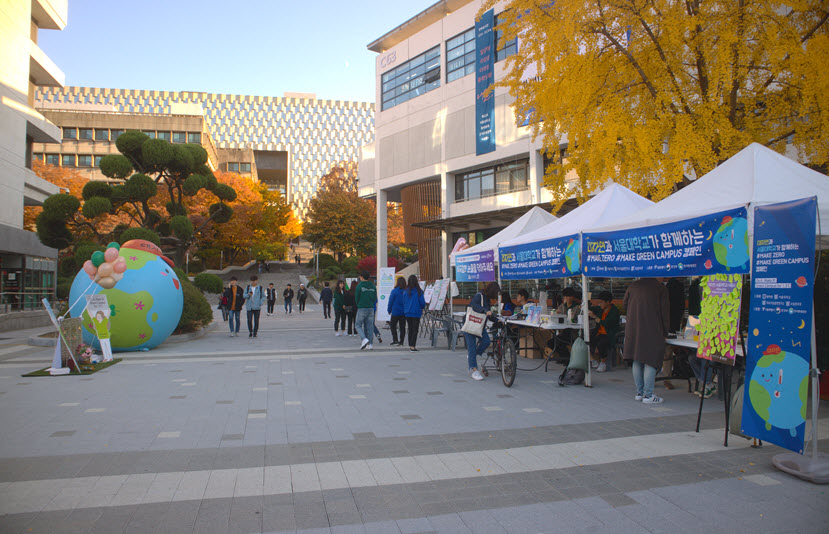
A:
[{"left": 0, "top": 291, "right": 57, "bottom": 313}]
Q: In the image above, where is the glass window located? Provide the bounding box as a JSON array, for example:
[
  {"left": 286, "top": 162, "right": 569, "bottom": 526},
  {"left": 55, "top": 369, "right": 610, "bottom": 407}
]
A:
[
  {"left": 45, "top": 154, "right": 59, "bottom": 165},
  {"left": 446, "top": 28, "right": 475, "bottom": 83},
  {"left": 94, "top": 155, "right": 104, "bottom": 167},
  {"left": 94, "top": 129, "right": 109, "bottom": 141},
  {"left": 61, "top": 154, "right": 75, "bottom": 167},
  {"left": 33, "top": 153, "right": 43, "bottom": 161},
  {"left": 240, "top": 163, "right": 251, "bottom": 173},
  {"left": 495, "top": 13, "right": 518, "bottom": 62},
  {"left": 62, "top": 127, "right": 76, "bottom": 140},
  {"left": 157, "top": 131, "right": 171, "bottom": 141},
  {"left": 454, "top": 159, "right": 529, "bottom": 202},
  {"left": 77, "top": 155, "right": 92, "bottom": 167},
  {"left": 381, "top": 46, "right": 441, "bottom": 111},
  {"left": 143, "top": 130, "right": 156, "bottom": 139},
  {"left": 172, "top": 131, "right": 186, "bottom": 143},
  {"left": 111, "top": 129, "right": 124, "bottom": 140},
  {"left": 79, "top": 128, "right": 93, "bottom": 140},
  {"left": 227, "top": 162, "right": 239, "bottom": 172},
  {"left": 187, "top": 132, "right": 201, "bottom": 144}
]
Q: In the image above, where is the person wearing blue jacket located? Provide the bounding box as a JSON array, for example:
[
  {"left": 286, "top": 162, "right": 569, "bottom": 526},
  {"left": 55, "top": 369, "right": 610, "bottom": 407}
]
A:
[
  {"left": 403, "top": 275, "right": 427, "bottom": 352},
  {"left": 244, "top": 275, "right": 266, "bottom": 338},
  {"left": 387, "top": 277, "right": 407, "bottom": 346}
]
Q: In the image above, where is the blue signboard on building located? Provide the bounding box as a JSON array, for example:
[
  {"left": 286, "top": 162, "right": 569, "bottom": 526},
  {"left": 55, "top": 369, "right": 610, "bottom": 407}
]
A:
[
  {"left": 455, "top": 249, "right": 496, "bottom": 282},
  {"left": 499, "top": 234, "right": 581, "bottom": 280},
  {"left": 475, "top": 9, "right": 495, "bottom": 155},
  {"left": 741, "top": 197, "right": 817, "bottom": 454},
  {"left": 582, "top": 207, "right": 750, "bottom": 277}
]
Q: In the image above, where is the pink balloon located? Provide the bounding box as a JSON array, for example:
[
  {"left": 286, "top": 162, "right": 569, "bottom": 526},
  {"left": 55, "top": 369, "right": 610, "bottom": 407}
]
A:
[
  {"left": 104, "top": 247, "right": 119, "bottom": 262},
  {"left": 113, "top": 260, "right": 127, "bottom": 274},
  {"left": 97, "top": 262, "right": 113, "bottom": 278},
  {"left": 83, "top": 260, "right": 96, "bottom": 276}
]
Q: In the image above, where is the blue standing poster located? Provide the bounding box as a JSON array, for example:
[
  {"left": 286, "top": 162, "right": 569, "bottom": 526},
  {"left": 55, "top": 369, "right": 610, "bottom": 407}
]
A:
[
  {"left": 582, "top": 207, "right": 750, "bottom": 277},
  {"left": 499, "top": 234, "right": 581, "bottom": 280},
  {"left": 475, "top": 9, "right": 495, "bottom": 155},
  {"left": 455, "top": 250, "right": 496, "bottom": 282},
  {"left": 741, "top": 197, "right": 817, "bottom": 454}
]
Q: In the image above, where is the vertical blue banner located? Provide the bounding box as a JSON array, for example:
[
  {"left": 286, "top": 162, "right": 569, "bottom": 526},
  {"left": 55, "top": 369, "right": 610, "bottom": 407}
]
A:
[
  {"left": 455, "top": 250, "right": 496, "bottom": 282},
  {"left": 499, "top": 234, "right": 581, "bottom": 280},
  {"left": 475, "top": 9, "right": 495, "bottom": 155},
  {"left": 741, "top": 197, "right": 817, "bottom": 454},
  {"left": 582, "top": 207, "right": 749, "bottom": 277}
]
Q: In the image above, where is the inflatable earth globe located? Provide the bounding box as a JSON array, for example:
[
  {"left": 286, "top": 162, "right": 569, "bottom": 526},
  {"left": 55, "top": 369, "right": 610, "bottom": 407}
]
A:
[{"left": 68, "top": 240, "right": 183, "bottom": 352}]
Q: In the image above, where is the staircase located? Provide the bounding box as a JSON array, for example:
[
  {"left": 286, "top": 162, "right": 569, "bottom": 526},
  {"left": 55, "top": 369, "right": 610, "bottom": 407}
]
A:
[{"left": 213, "top": 262, "right": 317, "bottom": 303}]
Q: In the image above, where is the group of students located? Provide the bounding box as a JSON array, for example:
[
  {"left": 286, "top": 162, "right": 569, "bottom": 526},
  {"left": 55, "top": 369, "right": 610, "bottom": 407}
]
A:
[
  {"left": 329, "top": 272, "right": 428, "bottom": 353},
  {"left": 219, "top": 276, "right": 312, "bottom": 338}
]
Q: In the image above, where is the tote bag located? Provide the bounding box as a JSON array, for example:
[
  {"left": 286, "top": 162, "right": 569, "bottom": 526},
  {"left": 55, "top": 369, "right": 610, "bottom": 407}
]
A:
[{"left": 461, "top": 294, "right": 487, "bottom": 337}]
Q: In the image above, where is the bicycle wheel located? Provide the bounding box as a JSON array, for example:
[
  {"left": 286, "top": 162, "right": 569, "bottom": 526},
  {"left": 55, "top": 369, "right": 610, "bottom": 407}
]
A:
[{"left": 500, "top": 338, "right": 517, "bottom": 387}]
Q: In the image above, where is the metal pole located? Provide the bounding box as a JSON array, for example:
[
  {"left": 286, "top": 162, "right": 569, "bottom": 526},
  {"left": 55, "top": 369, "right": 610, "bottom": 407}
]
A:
[
  {"left": 220, "top": 250, "right": 223, "bottom": 271},
  {"left": 582, "top": 273, "right": 592, "bottom": 387}
]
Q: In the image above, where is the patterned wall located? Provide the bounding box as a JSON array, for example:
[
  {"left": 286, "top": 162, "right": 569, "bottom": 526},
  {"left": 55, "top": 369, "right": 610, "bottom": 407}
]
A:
[{"left": 35, "top": 86, "right": 375, "bottom": 218}]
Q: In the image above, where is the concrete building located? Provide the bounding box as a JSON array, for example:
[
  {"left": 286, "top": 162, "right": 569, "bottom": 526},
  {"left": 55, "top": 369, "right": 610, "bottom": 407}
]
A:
[
  {"left": 35, "top": 87, "right": 375, "bottom": 217},
  {"left": 0, "top": 0, "right": 66, "bottom": 317},
  {"left": 359, "top": 0, "right": 574, "bottom": 281}
]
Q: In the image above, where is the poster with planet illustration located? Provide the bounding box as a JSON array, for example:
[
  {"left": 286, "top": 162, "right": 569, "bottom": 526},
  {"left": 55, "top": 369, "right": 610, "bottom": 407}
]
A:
[{"left": 742, "top": 197, "right": 817, "bottom": 454}]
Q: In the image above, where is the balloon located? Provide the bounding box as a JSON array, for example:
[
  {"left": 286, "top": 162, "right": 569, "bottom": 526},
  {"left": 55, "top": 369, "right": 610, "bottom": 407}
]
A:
[
  {"left": 91, "top": 251, "right": 105, "bottom": 267},
  {"left": 83, "top": 260, "right": 96, "bottom": 276},
  {"left": 113, "top": 260, "right": 127, "bottom": 274},
  {"left": 107, "top": 242, "right": 121, "bottom": 250},
  {"left": 104, "top": 247, "right": 119, "bottom": 262},
  {"left": 97, "top": 277, "right": 116, "bottom": 290},
  {"left": 97, "top": 262, "right": 113, "bottom": 278}
]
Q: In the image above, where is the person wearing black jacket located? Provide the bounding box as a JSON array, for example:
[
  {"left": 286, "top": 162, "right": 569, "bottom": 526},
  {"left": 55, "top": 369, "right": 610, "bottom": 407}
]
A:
[
  {"left": 266, "top": 283, "right": 277, "bottom": 316},
  {"left": 222, "top": 276, "right": 246, "bottom": 337},
  {"left": 283, "top": 284, "right": 294, "bottom": 314},
  {"left": 320, "top": 282, "right": 333, "bottom": 319},
  {"left": 297, "top": 284, "right": 308, "bottom": 313},
  {"left": 343, "top": 283, "right": 357, "bottom": 336}
]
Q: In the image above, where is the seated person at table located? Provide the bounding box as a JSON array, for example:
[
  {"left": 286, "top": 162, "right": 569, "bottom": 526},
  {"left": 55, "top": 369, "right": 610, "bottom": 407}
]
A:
[
  {"left": 555, "top": 287, "right": 581, "bottom": 320},
  {"left": 500, "top": 291, "right": 515, "bottom": 316},
  {"left": 513, "top": 289, "right": 534, "bottom": 314},
  {"left": 588, "top": 291, "right": 620, "bottom": 373},
  {"left": 688, "top": 352, "right": 717, "bottom": 398}
]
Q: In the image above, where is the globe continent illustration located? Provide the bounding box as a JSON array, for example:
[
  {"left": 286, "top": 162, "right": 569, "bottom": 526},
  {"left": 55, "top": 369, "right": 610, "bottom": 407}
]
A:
[
  {"left": 565, "top": 238, "right": 580, "bottom": 273},
  {"left": 68, "top": 241, "right": 183, "bottom": 352},
  {"left": 713, "top": 216, "right": 749, "bottom": 270},
  {"left": 748, "top": 344, "right": 809, "bottom": 436}
]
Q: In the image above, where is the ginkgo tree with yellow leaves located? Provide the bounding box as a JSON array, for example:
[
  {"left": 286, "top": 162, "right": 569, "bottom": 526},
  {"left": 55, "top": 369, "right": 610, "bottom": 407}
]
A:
[{"left": 485, "top": 0, "right": 829, "bottom": 209}]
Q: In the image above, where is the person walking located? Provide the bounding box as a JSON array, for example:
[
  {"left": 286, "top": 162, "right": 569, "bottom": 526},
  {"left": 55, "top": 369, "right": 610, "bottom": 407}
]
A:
[
  {"left": 320, "top": 281, "right": 333, "bottom": 319},
  {"left": 245, "top": 275, "right": 265, "bottom": 338},
  {"left": 344, "top": 282, "right": 357, "bottom": 336},
  {"left": 624, "top": 278, "right": 670, "bottom": 404},
  {"left": 403, "top": 275, "right": 426, "bottom": 352},
  {"left": 297, "top": 284, "right": 308, "bottom": 313},
  {"left": 219, "top": 287, "right": 229, "bottom": 321},
  {"left": 283, "top": 284, "right": 294, "bottom": 314},
  {"left": 463, "top": 282, "right": 500, "bottom": 381},
  {"left": 222, "top": 277, "right": 245, "bottom": 337},
  {"left": 265, "top": 283, "right": 277, "bottom": 316},
  {"left": 333, "top": 280, "right": 347, "bottom": 336},
  {"left": 387, "top": 277, "right": 407, "bottom": 345},
  {"left": 354, "top": 271, "right": 377, "bottom": 350},
  {"left": 295, "top": 254, "right": 301, "bottom": 265}
]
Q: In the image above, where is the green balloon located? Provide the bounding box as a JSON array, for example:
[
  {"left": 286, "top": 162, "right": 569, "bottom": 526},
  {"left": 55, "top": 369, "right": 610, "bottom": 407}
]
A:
[
  {"left": 91, "top": 250, "right": 105, "bottom": 267},
  {"left": 107, "top": 241, "right": 120, "bottom": 250}
]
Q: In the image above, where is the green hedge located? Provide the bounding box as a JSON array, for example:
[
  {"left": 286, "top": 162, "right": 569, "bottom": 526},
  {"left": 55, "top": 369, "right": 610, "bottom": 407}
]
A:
[
  {"left": 173, "top": 268, "right": 213, "bottom": 333},
  {"left": 193, "top": 273, "right": 223, "bottom": 294}
]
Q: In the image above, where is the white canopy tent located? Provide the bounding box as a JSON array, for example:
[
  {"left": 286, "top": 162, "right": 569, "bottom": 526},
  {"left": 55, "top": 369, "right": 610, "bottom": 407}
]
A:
[
  {"left": 587, "top": 143, "right": 829, "bottom": 244},
  {"left": 449, "top": 206, "right": 557, "bottom": 266},
  {"left": 499, "top": 183, "right": 655, "bottom": 249}
]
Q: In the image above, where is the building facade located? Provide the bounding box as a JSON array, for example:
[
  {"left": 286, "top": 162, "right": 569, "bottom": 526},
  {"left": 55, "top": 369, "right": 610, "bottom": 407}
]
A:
[
  {"left": 35, "top": 87, "right": 375, "bottom": 217},
  {"left": 0, "top": 0, "right": 67, "bottom": 314},
  {"left": 359, "top": 0, "right": 576, "bottom": 281}
]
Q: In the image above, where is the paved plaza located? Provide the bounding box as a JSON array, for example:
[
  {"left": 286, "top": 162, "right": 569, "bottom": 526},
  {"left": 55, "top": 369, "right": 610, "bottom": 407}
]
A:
[{"left": 0, "top": 306, "right": 827, "bottom": 533}]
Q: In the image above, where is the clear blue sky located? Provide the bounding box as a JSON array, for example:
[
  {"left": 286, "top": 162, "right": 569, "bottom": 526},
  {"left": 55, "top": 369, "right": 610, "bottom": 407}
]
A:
[{"left": 38, "top": 0, "right": 438, "bottom": 103}]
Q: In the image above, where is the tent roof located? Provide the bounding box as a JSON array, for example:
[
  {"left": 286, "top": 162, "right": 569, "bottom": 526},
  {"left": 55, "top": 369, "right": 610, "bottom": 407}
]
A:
[
  {"left": 589, "top": 143, "right": 829, "bottom": 239},
  {"left": 450, "top": 206, "right": 556, "bottom": 264},
  {"left": 500, "top": 183, "right": 655, "bottom": 248}
]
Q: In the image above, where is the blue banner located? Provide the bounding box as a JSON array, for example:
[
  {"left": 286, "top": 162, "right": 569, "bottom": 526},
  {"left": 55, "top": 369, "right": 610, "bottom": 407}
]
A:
[
  {"left": 582, "top": 207, "right": 750, "bottom": 277},
  {"left": 499, "top": 234, "right": 581, "bottom": 280},
  {"left": 475, "top": 9, "right": 495, "bottom": 155},
  {"left": 455, "top": 249, "right": 496, "bottom": 282},
  {"left": 741, "top": 197, "right": 817, "bottom": 454}
]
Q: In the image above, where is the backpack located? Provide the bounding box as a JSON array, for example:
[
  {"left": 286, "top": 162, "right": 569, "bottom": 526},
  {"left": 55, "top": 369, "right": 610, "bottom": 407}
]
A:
[{"left": 558, "top": 368, "right": 585, "bottom": 386}]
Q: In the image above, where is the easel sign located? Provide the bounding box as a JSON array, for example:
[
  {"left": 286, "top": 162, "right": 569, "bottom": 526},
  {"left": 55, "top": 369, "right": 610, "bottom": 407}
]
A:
[
  {"left": 83, "top": 294, "right": 113, "bottom": 362},
  {"left": 42, "top": 298, "right": 80, "bottom": 375}
]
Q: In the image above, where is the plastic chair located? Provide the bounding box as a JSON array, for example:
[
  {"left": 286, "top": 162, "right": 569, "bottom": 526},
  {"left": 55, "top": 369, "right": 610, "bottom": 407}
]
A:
[{"left": 431, "top": 317, "right": 465, "bottom": 350}]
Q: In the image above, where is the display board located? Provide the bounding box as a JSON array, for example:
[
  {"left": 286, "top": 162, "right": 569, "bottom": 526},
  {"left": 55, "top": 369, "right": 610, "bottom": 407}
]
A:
[
  {"left": 500, "top": 234, "right": 580, "bottom": 279},
  {"left": 455, "top": 250, "right": 496, "bottom": 282},
  {"left": 697, "top": 274, "right": 742, "bottom": 365},
  {"left": 376, "top": 268, "right": 396, "bottom": 322}
]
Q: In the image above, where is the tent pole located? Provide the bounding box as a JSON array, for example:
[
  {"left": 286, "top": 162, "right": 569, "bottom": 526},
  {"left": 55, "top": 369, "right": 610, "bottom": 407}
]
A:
[
  {"left": 810, "top": 309, "right": 819, "bottom": 460},
  {"left": 582, "top": 273, "right": 592, "bottom": 388}
]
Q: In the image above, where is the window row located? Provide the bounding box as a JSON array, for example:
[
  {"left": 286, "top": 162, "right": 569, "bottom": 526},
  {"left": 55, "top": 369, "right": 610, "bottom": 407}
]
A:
[
  {"left": 226, "top": 162, "right": 252, "bottom": 173},
  {"left": 381, "top": 13, "right": 518, "bottom": 111},
  {"left": 62, "top": 127, "right": 201, "bottom": 144},
  {"left": 36, "top": 153, "right": 106, "bottom": 168},
  {"left": 454, "top": 159, "right": 529, "bottom": 202}
]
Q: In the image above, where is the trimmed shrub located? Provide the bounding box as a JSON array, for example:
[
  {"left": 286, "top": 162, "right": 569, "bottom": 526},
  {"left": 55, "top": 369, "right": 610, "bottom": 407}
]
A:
[
  {"left": 171, "top": 215, "right": 193, "bottom": 240},
  {"left": 124, "top": 173, "right": 157, "bottom": 201},
  {"left": 142, "top": 138, "right": 174, "bottom": 169},
  {"left": 119, "top": 227, "right": 160, "bottom": 246},
  {"left": 56, "top": 277, "right": 72, "bottom": 299},
  {"left": 82, "top": 196, "right": 112, "bottom": 218},
  {"left": 82, "top": 181, "right": 112, "bottom": 200},
  {"left": 341, "top": 256, "right": 359, "bottom": 273},
  {"left": 99, "top": 154, "right": 133, "bottom": 179},
  {"left": 193, "top": 273, "right": 223, "bottom": 294},
  {"left": 43, "top": 194, "right": 80, "bottom": 218},
  {"left": 175, "top": 275, "right": 213, "bottom": 334}
]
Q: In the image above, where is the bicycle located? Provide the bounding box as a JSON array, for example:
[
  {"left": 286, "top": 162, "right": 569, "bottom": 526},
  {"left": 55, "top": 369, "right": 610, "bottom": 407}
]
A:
[{"left": 479, "top": 319, "right": 517, "bottom": 387}]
